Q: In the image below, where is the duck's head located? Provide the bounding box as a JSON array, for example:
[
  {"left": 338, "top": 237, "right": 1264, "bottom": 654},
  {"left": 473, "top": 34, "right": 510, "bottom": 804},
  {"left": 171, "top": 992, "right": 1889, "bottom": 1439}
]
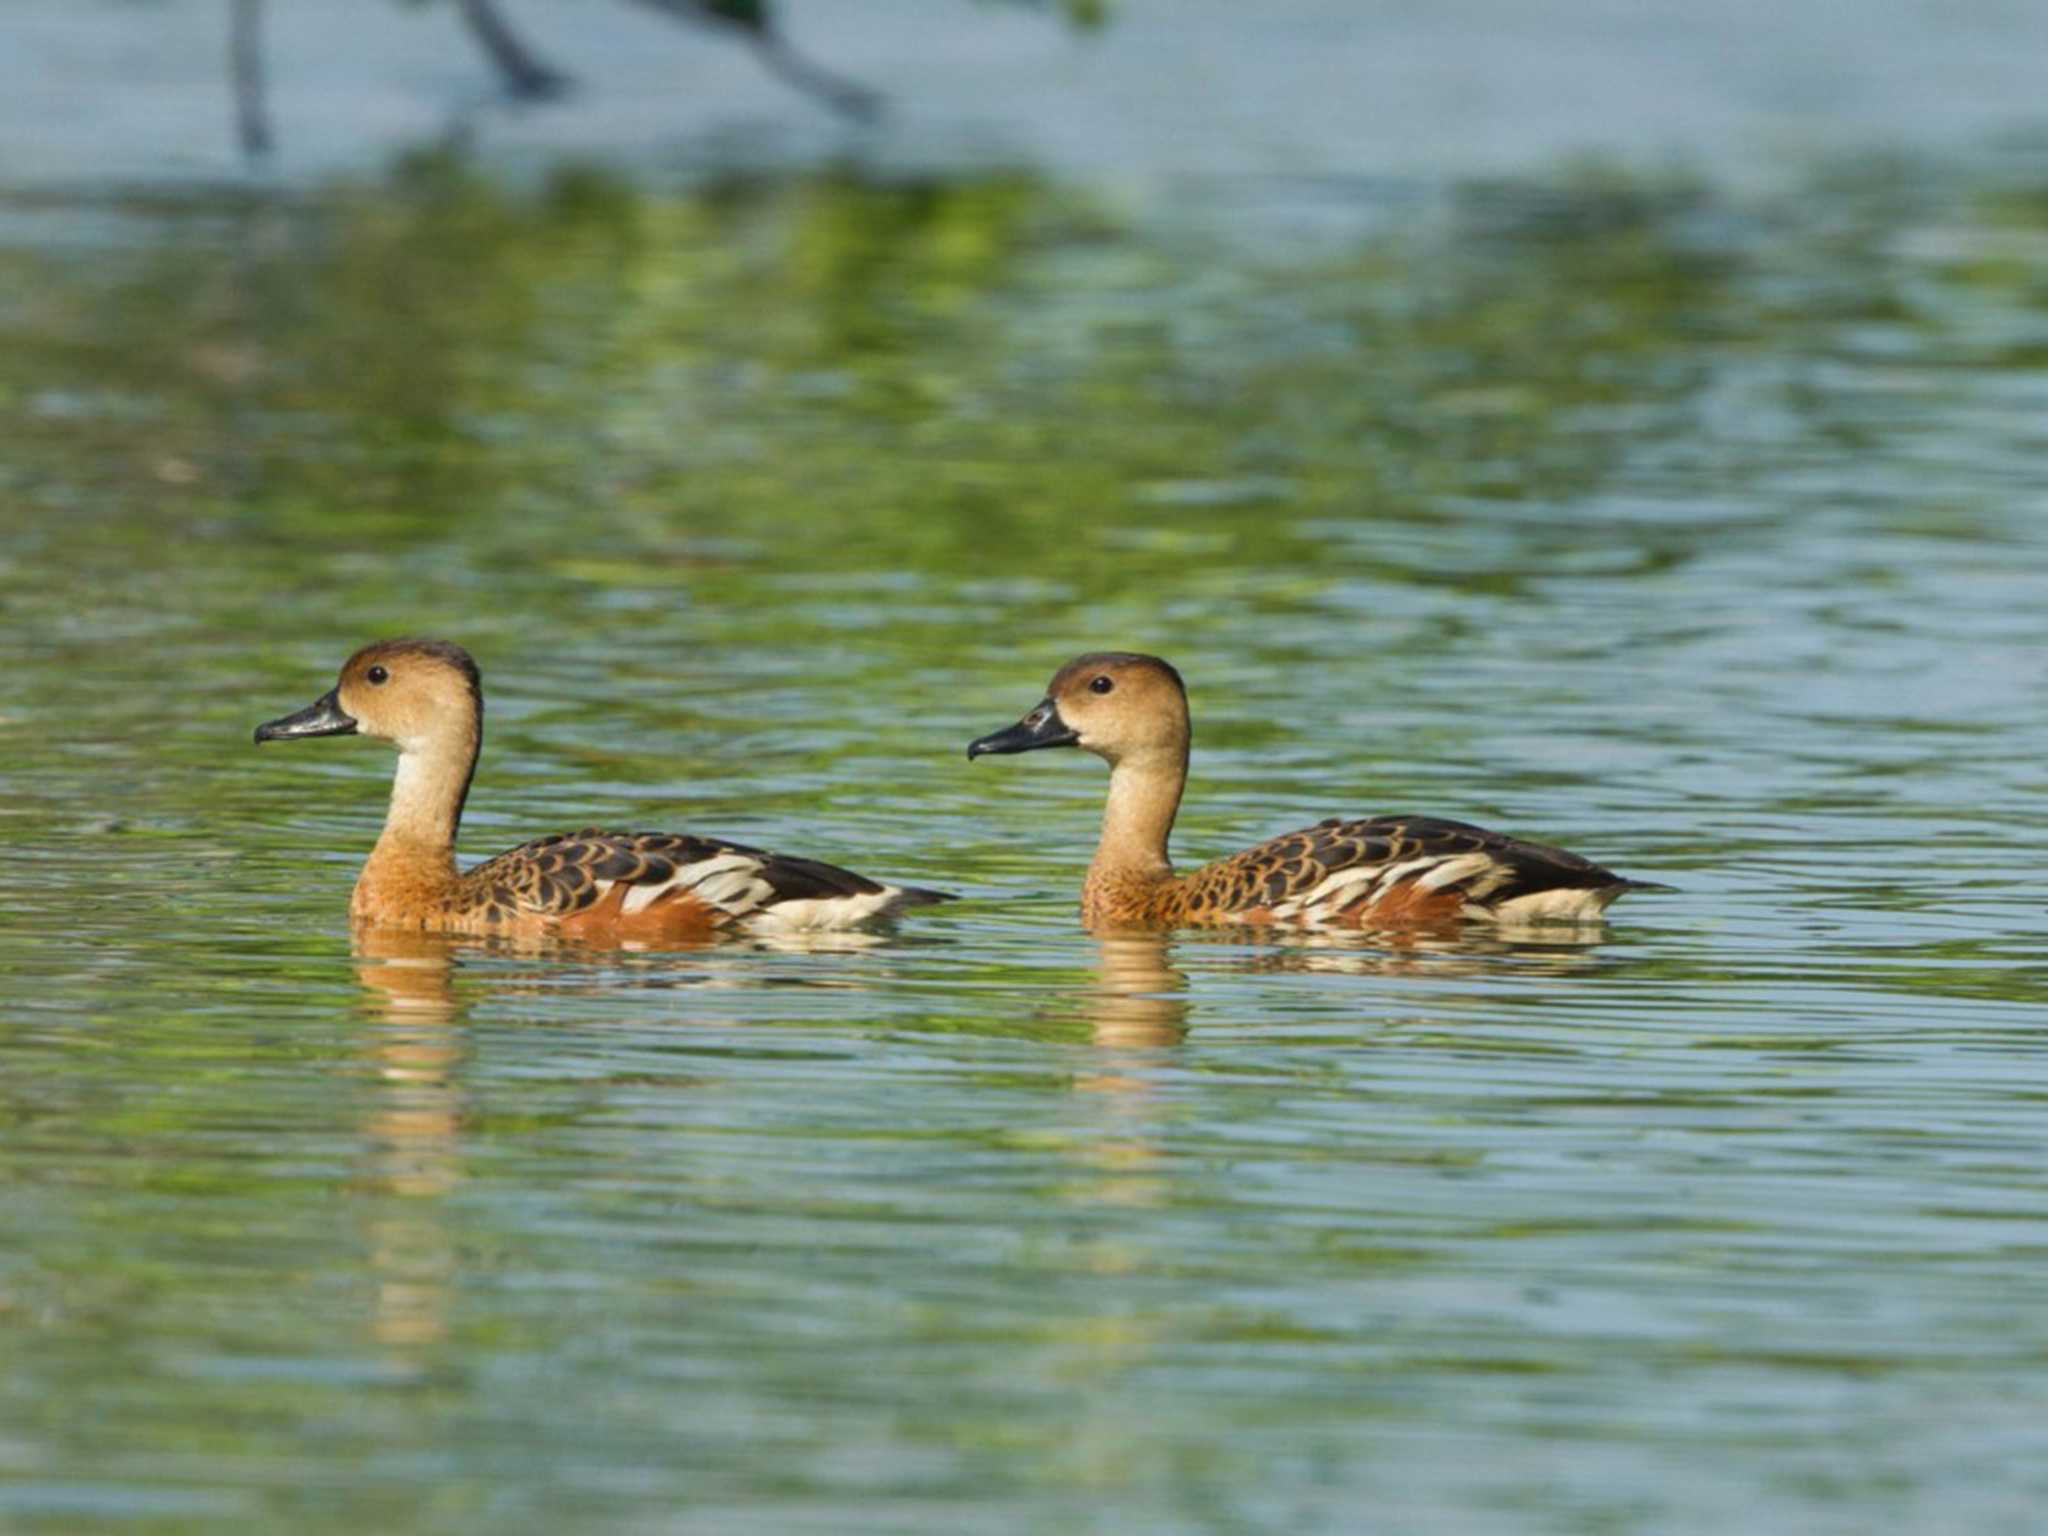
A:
[
  {"left": 255, "top": 639, "right": 483, "bottom": 752},
  {"left": 967, "top": 652, "right": 1189, "bottom": 768}
]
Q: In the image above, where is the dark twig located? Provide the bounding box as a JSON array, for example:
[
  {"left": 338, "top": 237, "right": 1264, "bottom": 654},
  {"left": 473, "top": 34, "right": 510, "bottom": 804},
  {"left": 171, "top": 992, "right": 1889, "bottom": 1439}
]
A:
[
  {"left": 457, "top": 0, "right": 573, "bottom": 100},
  {"left": 745, "top": 27, "right": 884, "bottom": 122},
  {"left": 625, "top": 0, "right": 883, "bottom": 121},
  {"left": 228, "top": 0, "right": 881, "bottom": 158},
  {"left": 230, "top": 0, "right": 271, "bottom": 157}
]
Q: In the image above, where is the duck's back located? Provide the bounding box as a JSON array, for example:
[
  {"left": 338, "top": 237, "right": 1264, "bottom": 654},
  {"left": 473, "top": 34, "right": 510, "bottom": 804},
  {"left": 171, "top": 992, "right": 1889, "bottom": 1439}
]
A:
[
  {"left": 449, "top": 829, "right": 947, "bottom": 935},
  {"left": 1169, "top": 814, "right": 1643, "bottom": 928}
]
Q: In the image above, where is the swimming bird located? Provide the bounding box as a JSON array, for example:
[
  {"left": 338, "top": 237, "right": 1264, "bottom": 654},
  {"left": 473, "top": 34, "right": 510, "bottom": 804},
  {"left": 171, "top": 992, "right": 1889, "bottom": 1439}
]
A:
[
  {"left": 967, "top": 652, "right": 1656, "bottom": 930},
  {"left": 256, "top": 639, "right": 949, "bottom": 936}
]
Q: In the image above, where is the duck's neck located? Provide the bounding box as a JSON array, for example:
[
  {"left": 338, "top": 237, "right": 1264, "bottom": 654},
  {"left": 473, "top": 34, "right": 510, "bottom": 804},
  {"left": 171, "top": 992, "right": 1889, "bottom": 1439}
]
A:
[
  {"left": 353, "top": 723, "right": 479, "bottom": 923},
  {"left": 1082, "top": 746, "right": 1187, "bottom": 924}
]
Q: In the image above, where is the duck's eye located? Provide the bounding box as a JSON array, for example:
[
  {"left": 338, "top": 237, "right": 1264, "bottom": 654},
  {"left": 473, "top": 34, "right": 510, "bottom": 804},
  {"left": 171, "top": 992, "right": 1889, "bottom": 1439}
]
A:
[
  {"left": 1088, "top": 675, "right": 1114, "bottom": 694},
  {"left": 366, "top": 665, "right": 390, "bottom": 685}
]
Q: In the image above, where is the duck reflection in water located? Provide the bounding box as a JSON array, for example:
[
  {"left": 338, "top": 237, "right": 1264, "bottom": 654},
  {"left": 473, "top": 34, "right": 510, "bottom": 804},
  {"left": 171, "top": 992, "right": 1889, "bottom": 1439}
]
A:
[
  {"left": 1086, "top": 930, "right": 1192, "bottom": 1050},
  {"left": 1223, "top": 920, "right": 1616, "bottom": 977},
  {"left": 1072, "top": 919, "right": 1618, "bottom": 1054},
  {"left": 349, "top": 919, "right": 938, "bottom": 1348},
  {"left": 351, "top": 928, "right": 469, "bottom": 1357}
]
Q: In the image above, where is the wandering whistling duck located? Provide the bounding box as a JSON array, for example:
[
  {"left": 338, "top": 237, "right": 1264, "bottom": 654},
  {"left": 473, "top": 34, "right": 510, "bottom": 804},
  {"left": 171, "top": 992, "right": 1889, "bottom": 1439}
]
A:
[
  {"left": 256, "top": 639, "right": 949, "bottom": 936},
  {"left": 967, "top": 652, "right": 1658, "bottom": 930}
]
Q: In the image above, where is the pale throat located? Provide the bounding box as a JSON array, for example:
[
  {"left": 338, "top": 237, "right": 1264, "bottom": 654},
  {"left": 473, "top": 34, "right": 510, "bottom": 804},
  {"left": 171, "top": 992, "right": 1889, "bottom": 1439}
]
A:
[
  {"left": 374, "top": 731, "right": 474, "bottom": 861},
  {"left": 1093, "top": 748, "right": 1187, "bottom": 881}
]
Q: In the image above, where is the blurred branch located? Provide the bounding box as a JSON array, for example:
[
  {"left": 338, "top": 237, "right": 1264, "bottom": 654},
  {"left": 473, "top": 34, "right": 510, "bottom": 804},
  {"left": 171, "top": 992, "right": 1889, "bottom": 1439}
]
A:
[
  {"left": 226, "top": 0, "right": 1110, "bottom": 158},
  {"left": 457, "top": 0, "right": 571, "bottom": 99},
  {"left": 230, "top": 0, "right": 270, "bottom": 157},
  {"left": 624, "top": 0, "right": 882, "bottom": 121}
]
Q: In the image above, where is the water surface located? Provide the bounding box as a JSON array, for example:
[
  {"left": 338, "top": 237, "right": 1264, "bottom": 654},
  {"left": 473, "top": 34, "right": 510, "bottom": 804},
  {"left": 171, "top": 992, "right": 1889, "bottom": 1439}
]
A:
[{"left": 4, "top": 14, "right": 2048, "bottom": 1534}]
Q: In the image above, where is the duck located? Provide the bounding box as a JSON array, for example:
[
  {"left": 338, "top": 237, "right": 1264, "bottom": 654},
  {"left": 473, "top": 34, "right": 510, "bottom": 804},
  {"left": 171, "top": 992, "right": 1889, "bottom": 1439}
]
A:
[
  {"left": 256, "top": 639, "right": 950, "bottom": 937},
  {"left": 966, "top": 651, "right": 1658, "bottom": 930}
]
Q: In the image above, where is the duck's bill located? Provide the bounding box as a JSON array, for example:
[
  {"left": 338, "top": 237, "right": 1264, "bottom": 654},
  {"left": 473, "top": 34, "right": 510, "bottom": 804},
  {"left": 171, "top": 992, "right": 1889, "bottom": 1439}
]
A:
[
  {"left": 967, "top": 700, "right": 1078, "bottom": 759},
  {"left": 254, "top": 687, "right": 358, "bottom": 744}
]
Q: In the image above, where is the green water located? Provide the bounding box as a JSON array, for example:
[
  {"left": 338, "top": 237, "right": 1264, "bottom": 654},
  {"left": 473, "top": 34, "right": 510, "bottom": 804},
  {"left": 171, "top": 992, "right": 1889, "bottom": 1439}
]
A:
[{"left": 5, "top": 136, "right": 2048, "bottom": 1533}]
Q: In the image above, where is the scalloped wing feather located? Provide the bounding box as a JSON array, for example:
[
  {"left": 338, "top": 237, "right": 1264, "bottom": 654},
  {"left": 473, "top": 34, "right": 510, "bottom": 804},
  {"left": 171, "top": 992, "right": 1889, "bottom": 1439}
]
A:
[
  {"left": 455, "top": 829, "right": 947, "bottom": 932},
  {"left": 1177, "top": 815, "right": 1636, "bottom": 927}
]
